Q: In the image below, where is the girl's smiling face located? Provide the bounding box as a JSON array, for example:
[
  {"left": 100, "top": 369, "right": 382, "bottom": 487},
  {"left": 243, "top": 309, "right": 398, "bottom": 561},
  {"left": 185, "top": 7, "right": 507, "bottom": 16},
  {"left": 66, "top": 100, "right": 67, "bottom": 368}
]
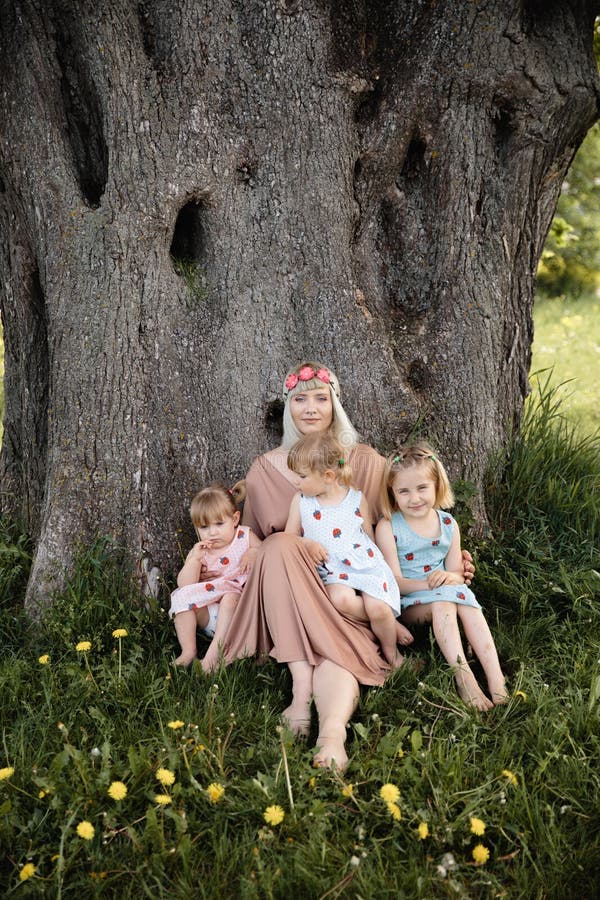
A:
[
  {"left": 289, "top": 387, "right": 333, "bottom": 436},
  {"left": 391, "top": 464, "right": 437, "bottom": 519}
]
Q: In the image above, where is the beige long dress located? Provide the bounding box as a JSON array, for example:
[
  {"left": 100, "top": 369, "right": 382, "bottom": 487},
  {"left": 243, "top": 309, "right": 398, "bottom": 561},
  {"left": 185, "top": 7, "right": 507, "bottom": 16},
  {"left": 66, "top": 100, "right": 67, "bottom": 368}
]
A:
[{"left": 222, "top": 444, "right": 390, "bottom": 686}]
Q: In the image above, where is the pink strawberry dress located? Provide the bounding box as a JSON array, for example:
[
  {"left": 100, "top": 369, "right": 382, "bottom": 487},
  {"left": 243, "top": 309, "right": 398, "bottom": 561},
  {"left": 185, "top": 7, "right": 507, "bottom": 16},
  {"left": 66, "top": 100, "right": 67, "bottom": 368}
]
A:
[
  {"left": 300, "top": 487, "right": 401, "bottom": 614},
  {"left": 168, "top": 526, "right": 251, "bottom": 618},
  {"left": 391, "top": 510, "right": 480, "bottom": 609}
]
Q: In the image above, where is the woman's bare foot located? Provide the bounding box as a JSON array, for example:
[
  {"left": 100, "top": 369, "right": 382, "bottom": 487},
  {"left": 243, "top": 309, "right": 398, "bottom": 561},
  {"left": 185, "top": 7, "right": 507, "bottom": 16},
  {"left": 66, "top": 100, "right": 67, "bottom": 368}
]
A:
[
  {"left": 313, "top": 719, "right": 348, "bottom": 770},
  {"left": 282, "top": 702, "right": 312, "bottom": 738},
  {"left": 395, "top": 621, "right": 414, "bottom": 646},
  {"left": 200, "top": 649, "right": 220, "bottom": 673},
  {"left": 173, "top": 653, "right": 196, "bottom": 667},
  {"left": 454, "top": 668, "right": 494, "bottom": 711}
]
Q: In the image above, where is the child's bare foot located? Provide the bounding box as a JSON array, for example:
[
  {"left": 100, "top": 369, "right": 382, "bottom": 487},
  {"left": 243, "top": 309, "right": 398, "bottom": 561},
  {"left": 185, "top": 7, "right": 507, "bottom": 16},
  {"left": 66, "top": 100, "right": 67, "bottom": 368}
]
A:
[
  {"left": 389, "top": 650, "right": 406, "bottom": 671},
  {"left": 455, "top": 668, "right": 494, "bottom": 711},
  {"left": 313, "top": 720, "right": 348, "bottom": 771},
  {"left": 395, "top": 621, "right": 414, "bottom": 646},
  {"left": 282, "top": 702, "right": 312, "bottom": 738},
  {"left": 173, "top": 653, "right": 196, "bottom": 667},
  {"left": 489, "top": 678, "right": 509, "bottom": 705}
]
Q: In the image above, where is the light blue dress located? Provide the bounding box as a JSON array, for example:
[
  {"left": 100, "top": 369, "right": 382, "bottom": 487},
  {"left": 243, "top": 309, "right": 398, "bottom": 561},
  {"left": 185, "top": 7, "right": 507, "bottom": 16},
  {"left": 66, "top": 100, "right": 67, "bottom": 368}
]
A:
[
  {"left": 300, "top": 487, "right": 401, "bottom": 614},
  {"left": 390, "top": 510, "right": 480, "bottom": 610}
]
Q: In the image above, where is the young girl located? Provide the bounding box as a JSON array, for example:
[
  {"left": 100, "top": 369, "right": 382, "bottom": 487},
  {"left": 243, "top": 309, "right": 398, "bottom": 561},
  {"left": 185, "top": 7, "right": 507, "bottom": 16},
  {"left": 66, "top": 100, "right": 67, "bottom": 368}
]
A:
[
  {"left": 285, "top": 433, "right": 405, "bottom": 669},
  {"left": 169, "top": 483, "right": 261, "bottom": 672},
  {"left": 376, "top": 442, "right": 507, "bottom": 710}
]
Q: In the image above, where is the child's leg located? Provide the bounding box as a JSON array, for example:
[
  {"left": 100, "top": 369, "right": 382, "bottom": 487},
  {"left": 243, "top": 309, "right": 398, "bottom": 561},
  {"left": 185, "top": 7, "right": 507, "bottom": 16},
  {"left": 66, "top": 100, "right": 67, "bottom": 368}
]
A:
[
  {"left": 363, "top": 594, "right": 405, "bottom": 669},
  {"left": 173, "top": 608, "right": 208, "bottom": 666},
  {"left": 201, "top": 594, "right": 238, "bottom": 673},
  {"left": 403, "top": 603, "right": 493, "bottom": 710},
  {"left": 457, "top": 606, "right": 507, "bottom": 703},
  {"left": 325, "top": 583, "right": 368, "bottom": 618}
]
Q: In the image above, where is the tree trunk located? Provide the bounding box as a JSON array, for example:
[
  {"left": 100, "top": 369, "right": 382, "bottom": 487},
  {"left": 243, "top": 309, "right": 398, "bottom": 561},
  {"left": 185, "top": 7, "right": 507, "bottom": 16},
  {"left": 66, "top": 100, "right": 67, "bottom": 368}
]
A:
[{"left": 0, "top": 0, "right": 598, "bottom": 613}]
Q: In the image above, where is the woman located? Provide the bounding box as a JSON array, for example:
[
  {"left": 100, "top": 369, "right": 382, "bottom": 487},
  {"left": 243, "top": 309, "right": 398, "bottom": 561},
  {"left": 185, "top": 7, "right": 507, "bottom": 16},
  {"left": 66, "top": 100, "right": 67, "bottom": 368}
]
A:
[{"left": 223, "top": 362, "right": 471, "bottom": 770}]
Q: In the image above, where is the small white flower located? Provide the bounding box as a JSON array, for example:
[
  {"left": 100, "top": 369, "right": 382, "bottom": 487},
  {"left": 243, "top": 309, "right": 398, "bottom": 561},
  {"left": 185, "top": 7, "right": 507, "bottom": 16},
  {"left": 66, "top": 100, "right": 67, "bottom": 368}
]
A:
[
  {"left": 90, "top": 747, "right": 101, "bottom": 758},
  {"left": 350, "top": 856, "right": 360, "bottom": 867}
]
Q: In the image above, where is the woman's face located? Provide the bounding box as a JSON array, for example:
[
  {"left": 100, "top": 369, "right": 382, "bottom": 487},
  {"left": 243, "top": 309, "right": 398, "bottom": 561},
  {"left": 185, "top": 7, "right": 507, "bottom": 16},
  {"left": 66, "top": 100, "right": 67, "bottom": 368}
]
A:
[{"left": 289, "top": 386, "right": 333, "bottom": 435}]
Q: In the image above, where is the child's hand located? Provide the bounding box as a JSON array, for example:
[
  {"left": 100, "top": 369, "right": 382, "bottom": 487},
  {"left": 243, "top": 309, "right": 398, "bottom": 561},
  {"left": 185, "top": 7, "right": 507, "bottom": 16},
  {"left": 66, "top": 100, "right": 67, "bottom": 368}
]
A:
[
  {"left": 188, "top": 542, "right": 208, "bottom": 563},
  {"left": 238, "top": 547, "right": 259, "bottom": 574},
  {"left": 427, "top": 570, "right": 463, "bottom": 589},
  {"left": 302, "top": 539, "right": 329, "bottom": 567}
]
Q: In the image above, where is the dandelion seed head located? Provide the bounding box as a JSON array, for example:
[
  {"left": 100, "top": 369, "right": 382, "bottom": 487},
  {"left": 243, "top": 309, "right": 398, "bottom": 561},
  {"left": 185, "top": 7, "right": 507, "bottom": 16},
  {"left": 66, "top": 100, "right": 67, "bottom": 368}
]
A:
[
  {"left": 350, "top": 855, "right": 360, "bottom": 867},
  {"left": 90, "top": 747, "right": 101, "bottom": 757}
]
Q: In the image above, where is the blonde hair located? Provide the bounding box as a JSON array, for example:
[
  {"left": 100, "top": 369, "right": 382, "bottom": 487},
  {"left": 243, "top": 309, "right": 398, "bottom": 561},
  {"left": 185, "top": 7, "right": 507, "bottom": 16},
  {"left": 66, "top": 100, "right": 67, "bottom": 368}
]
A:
[
  {"left": 189, "top": 483, "right": 239, "bottom": 528},
  {"left": 287, "top": 433, "right": 354, "bottom": 488},
  {"left": 280, "top": 361, "right": 358, "bottom": 451},
  {"left": 380, "top": 441, "right": 455, "bottom": 518}
]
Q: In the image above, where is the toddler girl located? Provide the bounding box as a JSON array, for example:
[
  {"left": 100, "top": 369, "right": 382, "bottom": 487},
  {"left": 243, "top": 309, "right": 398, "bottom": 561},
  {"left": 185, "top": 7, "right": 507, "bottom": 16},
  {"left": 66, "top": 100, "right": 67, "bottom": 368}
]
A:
[
  {"left": 285, "top": 433, "right": 404, "bottom": 669},
  {"left": 376, "top": 442, "right": 507, "bottom": 709},
  {"left": 169, "top": 483, "right": 261, "bottom": 672}
]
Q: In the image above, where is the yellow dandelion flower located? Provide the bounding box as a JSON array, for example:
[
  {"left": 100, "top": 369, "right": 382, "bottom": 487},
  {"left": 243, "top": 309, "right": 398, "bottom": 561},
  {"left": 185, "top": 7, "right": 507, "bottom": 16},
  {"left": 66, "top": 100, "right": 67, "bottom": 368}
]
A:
[
  {"left": 19, "top": 862, "right": 36, "bottom": 881},
  {"left": 0, "top": 766, "right": 15, "bottom": 781},
  {"left": 341, "top": 783, "right": 354, "bottom": 798},
  {"left": 470, "top": 816, "right": 486, "bottom": 836},
  {"left": 107, "top": 781, "right": 128, "bottom": 801},
  {"left": 264, "top": 805, "right": 285, "bottom": 826},
  {"left": 156, "top": 767, "right": 176, "bottom": 786},
  {"left": 206, "top": 782, "right": 225, "bottom": 804},
  {"left": 308, "top": 776, "right": 316, "bottom": 789},
  {"left": 514, "top": 690, "right": 527, "bottom": 701},
  {"left": 379, "top": 783, "right": 400, "bottom": 804},
  {"left": 38, "top": 654, "right": 50, "bottom": 665},
  {"left": 76, "top": 820, "right": 95, "bottom": 840},
  {"left": 167, "top": 720, "right": 185, "bottom": 730},
  {"left": 501, "top": 769, "right": 518, "bottom": 786},
  {"left": 75, "top": 641, "right": 92, "bottom": 652},
  {"left": 396, "top": 747, "right": 404, "bottom": 758},
  {"left": 417, "top": 822, "right": 429, "bottom": 839},
  {"left": 112, "top": 628, "right": 128, "bottom": 638},
  {"left": 154, "top": 793, "right": 172, "bottom": 805},
  {"left": 387, "top": 801, "right": 402, "bottom": 821},
  {"left": 472, "top": 843, "right": 490, "bottom": 865},
  {"left": 38, "top": 789, "right": 47, "bottom": 798}
]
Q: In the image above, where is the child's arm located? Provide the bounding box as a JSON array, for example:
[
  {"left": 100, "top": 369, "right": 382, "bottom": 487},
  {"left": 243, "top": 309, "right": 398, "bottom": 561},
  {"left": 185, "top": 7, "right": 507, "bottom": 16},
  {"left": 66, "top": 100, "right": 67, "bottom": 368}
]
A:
[
  {"left": 427, "top": 525, "right": 465, "bottom": 588},
  {"left": 177, "top": 542, "right": 207, "bottom": 588},
  {"left": 237, "top": 529, "right": 262, "bottom": 574},
  {"left": 359, "top": 495, "right": 375, "bottom": 540},
  {"left": 375, "top": 518, "right": 430, "bottom": 595},
  {"left": 285, "top": 493, "right": 329, "bottom": 566}
]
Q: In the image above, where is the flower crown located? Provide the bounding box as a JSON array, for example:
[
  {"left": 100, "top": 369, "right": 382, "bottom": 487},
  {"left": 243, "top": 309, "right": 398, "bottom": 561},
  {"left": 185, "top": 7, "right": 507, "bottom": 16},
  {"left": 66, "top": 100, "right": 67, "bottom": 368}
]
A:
[{"left": 283, "top": 365, "right": 340, "bottom": 398}]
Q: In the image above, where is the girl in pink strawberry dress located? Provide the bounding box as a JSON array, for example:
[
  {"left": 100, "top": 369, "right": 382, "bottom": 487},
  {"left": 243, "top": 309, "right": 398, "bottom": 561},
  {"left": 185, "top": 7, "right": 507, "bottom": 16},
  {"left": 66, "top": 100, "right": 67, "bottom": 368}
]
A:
[
  {"left": 376, "top": 442, "right": 507, "bottom": 709},
  {"left": 169, "top": 483, "right": 261, "bottom": 671}
]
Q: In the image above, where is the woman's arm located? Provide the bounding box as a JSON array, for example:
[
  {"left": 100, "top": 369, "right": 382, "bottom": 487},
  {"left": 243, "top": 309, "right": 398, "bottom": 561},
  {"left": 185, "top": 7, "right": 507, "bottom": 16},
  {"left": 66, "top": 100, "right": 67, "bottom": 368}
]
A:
[{"left": 285, "top": 493, "right": 302, "bottom": 535}]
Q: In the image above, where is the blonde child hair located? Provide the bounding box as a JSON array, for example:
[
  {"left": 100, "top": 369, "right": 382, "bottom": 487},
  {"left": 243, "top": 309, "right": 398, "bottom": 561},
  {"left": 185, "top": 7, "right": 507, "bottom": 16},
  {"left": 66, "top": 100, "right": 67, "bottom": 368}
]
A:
[
  {"left": 281, "top": 361, "right": 359, "bottom": 451},
  {"left": 380, "top": 441, "right": 455, "bottom": 519},
  {"left": 190, "top": 483, "right": 240, "bottom": 529},
  {"left": 287, "top": 433, "right": 354, "bottom": 488}
]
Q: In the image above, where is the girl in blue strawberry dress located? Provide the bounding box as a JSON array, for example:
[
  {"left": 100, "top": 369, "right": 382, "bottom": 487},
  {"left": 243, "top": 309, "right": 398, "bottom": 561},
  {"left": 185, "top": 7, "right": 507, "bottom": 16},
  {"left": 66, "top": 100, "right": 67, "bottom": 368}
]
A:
[
  {"left": 376, "top": 442, "right": 507, "bottom": 709},
  {"left": 285, "top": 434, "right": 403, "bottom": 669}
]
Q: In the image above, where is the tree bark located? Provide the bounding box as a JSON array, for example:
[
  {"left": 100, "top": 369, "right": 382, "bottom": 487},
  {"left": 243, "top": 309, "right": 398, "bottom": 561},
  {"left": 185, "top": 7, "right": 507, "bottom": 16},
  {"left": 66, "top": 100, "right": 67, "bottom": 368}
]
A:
[{"left": 0, "top": 0, "right": 598, "bottom": 613}]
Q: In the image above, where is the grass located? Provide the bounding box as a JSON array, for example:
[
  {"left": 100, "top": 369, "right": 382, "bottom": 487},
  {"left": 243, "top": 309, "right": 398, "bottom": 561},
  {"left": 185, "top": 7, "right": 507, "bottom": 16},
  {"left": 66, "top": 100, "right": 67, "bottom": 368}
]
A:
[
  {"left": 0, "top": 388, "right": 599, "bottom": 897},
  {"left": 530, "top": 290, "right": 600, "bottom": 434}
]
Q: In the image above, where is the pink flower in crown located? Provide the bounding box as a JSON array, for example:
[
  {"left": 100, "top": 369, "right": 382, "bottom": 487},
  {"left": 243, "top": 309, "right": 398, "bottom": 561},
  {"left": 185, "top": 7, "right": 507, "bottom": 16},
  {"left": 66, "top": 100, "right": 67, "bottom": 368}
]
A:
[
  {"left": 285, "top": 373, "right": 299, "bottom": 391},
  {"left": 315, "top": 368, "right": 331, "bottom": 384},
  {"left": 298, "top": 365, "right": 316, "bottom": 382}
]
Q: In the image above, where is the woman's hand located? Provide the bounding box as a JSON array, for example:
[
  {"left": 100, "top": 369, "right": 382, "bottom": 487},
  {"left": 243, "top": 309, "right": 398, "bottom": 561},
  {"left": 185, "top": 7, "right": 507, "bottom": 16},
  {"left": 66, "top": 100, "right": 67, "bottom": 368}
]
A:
[
  {"left": 301, "top": 539, "right": 329, "bottom": 567},
  {"left": 461, "top": 549, "right": 475, "bottom": 585}
]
